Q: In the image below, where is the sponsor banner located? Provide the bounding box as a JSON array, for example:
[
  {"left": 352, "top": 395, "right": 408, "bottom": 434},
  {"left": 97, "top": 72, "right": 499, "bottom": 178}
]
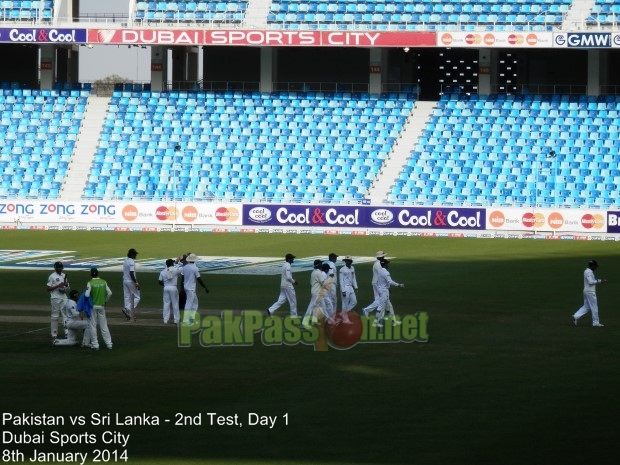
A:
[
  {"left": 606, "top": 211, "right": 620, "bottom": 233},
  {"left": 553, "top": 32, "right": 620, "bottom": 48},
  {"left": 0, "top": 201, "right": 241, "bottom": 225},
  {"left": 0, "top": 28, "right": 87, "bottom": 43},
  {"left": 245, "top": 205, "right": 364, "bottom": 227},
  {"left": 368, "top": 206, "right": 485, "bottom": 229},
  {"left": 438, "top": 31, "right": 552, "bottom": 48},
  {"left": 244, "top": 205, "right": 485, "bottom": 230},
  {"left": 487, "top": 208, "right": 606, "bottom": 232},
  {"left": 88, "top": 29, "right": 435, "bottom": 47}
]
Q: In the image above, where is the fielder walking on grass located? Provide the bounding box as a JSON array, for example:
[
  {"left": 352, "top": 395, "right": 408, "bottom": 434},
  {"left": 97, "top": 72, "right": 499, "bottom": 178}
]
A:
[
  {"left": 362, "top": 251, "right": 386, "bottom": 317},
  {"left": 86, "top": 267, "right": 113, "bottom": 350},
  {"left": 302, "top": 259, "right": 328, "bottom": 327},
  {"left": 46, "top": 261, "right": 69, "bottom": 339},
  {"left": 325, "top": 252, "right": 339, "bottom": 316},
  {"left": 373, "top": 259, "right": 404, "bottom": 328},
  {"left": 573, "top": 259, "right": 607, "bottom": 327},
  {"left": 266, "top": 253, "right": 298, "bottom": 318},
  {"left": 340, "top": 256, "right": 358, "bottom": 318}
]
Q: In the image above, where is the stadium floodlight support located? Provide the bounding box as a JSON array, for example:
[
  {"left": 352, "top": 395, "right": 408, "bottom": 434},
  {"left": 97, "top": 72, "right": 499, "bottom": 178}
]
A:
[
  {"left": 527, "top": 7, "right": 551, "bottom": 30},
  {"left": 547, "top": 150, "right": 559, "bottom": 208},
  {"left": 174, "top": 144, "right": 182, "bottom": 206},
  {"left": 534, "top": 150, "right": 558, "bottom": 211}
]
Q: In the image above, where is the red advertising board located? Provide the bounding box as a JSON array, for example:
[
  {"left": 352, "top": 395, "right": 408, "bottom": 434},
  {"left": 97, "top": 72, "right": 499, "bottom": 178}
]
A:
[{"left": 87, "top": 29, "right": 436, "bottom": 47}]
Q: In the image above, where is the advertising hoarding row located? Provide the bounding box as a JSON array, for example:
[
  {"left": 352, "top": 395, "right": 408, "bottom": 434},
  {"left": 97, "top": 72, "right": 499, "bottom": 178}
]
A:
[
  {"left": 4, "top": 27, "right": 620, "bottom": 49},
  {"left": 2, "top": 200, "right": 619, "bottom": 236}
]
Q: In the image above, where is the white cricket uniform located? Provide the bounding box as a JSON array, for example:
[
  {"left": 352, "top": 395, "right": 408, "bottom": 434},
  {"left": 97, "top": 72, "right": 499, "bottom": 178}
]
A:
[
  {"left": 123, "top": 256, "right": 140, "bottom": 318},
  {"left": 268, "top": 261, "right": 298, "bottom": 316},
  {"left": 54, "top": 299, "right": 91, "bottom": 347},
  {"left": 375, "top": 268, "right": 402, "bottom": 321},
  {"left": 362, "top": 259, "right": 383, "bottom": 315},
  {"left": 182, "top": 263, "right": 202, "bottom": 324},
  {"left": 47, "top": 271, "right": 68, "bottom": 338},
  {"left": 340, "top": 265, "right": 358, "bottom": 312},
  {"left": 303, "top": 269, "right": 328, "bottom": 322},
  {"left": 573, "top": 267, "right": 603, "bottom": 326},
  {"left": 159, "top": 265, "right": 183, "bottom": 324},
  {"left": 327, "top": 261, "right": 338, "bottom": 311}
]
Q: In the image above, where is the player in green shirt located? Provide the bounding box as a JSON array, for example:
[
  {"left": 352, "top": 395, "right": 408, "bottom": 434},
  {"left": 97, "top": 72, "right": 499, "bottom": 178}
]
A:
[{"left": 85, "top": 267, "right": 113, "bottom": 350}]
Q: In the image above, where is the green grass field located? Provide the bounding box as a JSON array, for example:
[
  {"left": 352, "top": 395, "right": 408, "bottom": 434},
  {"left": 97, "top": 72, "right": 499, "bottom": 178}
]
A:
[{"left": 1, "top": 230, "right": 619, "bottom": 465}]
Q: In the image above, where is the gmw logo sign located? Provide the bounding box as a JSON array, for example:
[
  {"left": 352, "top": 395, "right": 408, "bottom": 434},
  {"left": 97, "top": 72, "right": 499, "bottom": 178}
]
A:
[{"left": 554, "top": 33, "right": 613, "bottom": 48}]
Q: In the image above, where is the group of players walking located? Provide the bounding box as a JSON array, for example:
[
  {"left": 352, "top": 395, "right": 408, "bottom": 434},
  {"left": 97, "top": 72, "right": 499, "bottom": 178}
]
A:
[{"left": 266, "top": 251, "right": 406, "bottom": 329}]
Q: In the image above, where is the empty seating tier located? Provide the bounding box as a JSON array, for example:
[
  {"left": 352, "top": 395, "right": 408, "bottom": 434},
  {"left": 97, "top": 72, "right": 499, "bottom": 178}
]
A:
[
  {"left": 387, "top": 93, "right": 620, "bottom": 208},
  {"left": 88, "top": 90, "right": 415, "bottom": 203},
  {"left": 0, "top": 87, "right": 88, "bottom": 200}
]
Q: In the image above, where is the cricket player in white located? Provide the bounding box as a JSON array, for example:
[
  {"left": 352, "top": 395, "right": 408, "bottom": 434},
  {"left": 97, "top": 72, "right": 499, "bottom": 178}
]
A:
[
  {"left": 46, "top": 261, "right": 69, "bottom": 339},
  {"left": 340, "top": 256, "right": 359, "bottom": 313},
  {"left": 122, "top": 248, "right": 140, "bottom": 322},
  {"left": 302, "top": 260, "right": 329, "bottom": 327},
  {"left": 374, "top": 259, "right": 404, "bottom": 328},
  {"left": 573, "top": 259, "right": 607, "bottom": 327},
  {"left": 362, "top": 251, "right": 386, "bottom": 316},
  {"left": 181, "top": 254, "right": 209, "bottom": 326},
  {"left": 326, "top": 253, "right": 339, "bottom": 315},
  {"left": 53, "top": 290, "right": 91, "bottom": 347},
  {"left": 159, "top": 258, "right": 183, "bottom": 325},
  {"left": 267, "top": 253, "right": 298, "bottom": 317}
]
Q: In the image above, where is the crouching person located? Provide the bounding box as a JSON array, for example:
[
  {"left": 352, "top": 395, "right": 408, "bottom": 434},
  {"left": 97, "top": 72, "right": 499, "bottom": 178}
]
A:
[{"left": 53, "top": 290, "right": 91, "bottom": 347}]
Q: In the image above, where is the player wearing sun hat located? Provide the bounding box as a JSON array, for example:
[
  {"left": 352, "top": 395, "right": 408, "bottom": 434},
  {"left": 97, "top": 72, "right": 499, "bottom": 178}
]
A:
[
  {"left": 46, "top": 261, "right": 69, "bottom": 339},
  {"left": 373, "top": 259, "right": 405, "bottom": 328}
]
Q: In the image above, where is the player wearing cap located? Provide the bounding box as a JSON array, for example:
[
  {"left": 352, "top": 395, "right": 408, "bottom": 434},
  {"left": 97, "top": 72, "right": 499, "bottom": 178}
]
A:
[
  {"left": 122, "top": 248, "right": 140, "bottom": 322},
  {"left": 86, "top": 267, "right": 113, "bottom": 350},
  {"left": 361, "top": 251, "right": 386, "bottom": 317},
  {"left": 46, "top": 261, "right": 69, "bottom": 339},
  {"left": 181, "top": 253, "right": 209, "bottom": 326},
  {"left": 159, "top": 258, "right": 183, "bottom": 325},
  {"left": 374, "top": 259, "right": 405, "bottom": 328},
  {"left": 340, "top": 256, "right": 359, "bottom": 317},
  {"left": 53, "top": 290, "right": 91, "bottom": 347},
  {"left": 573, "top": 259, "right": 607, "bottom": 327},
  {"left": 266, "top": 253, "right": 298, "bottom": 318}
]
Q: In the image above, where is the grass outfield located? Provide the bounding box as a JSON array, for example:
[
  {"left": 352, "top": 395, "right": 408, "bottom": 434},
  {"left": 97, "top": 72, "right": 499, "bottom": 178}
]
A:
[{"left": 1, "top": 230, "right": 620, "bottom": 465}]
